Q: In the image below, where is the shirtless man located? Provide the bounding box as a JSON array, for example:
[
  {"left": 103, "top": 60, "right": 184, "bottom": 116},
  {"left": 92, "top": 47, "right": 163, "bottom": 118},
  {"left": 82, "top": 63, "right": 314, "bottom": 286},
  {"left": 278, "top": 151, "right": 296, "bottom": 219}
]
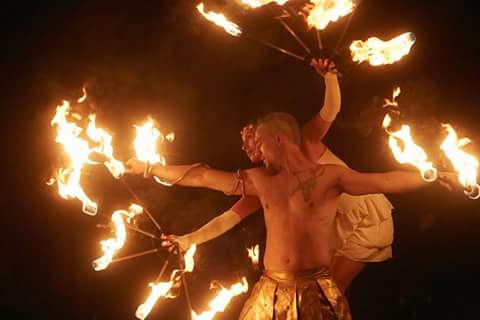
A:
[
  {"left": 161, "top": 58, "right": 393, "bottom": 295},
  {"left": 126, "top": 113, "right": 456, "bottom": 319}
]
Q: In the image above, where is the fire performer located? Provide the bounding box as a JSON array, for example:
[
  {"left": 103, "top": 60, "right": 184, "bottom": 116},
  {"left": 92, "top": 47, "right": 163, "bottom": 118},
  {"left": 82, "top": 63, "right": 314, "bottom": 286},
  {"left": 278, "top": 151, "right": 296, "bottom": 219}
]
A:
[
  {"left": 126, "top": 112, "right": 457, "bottom": 319},
  {"left": 161, "top": 58, "right": 393, "bottom": 296}
]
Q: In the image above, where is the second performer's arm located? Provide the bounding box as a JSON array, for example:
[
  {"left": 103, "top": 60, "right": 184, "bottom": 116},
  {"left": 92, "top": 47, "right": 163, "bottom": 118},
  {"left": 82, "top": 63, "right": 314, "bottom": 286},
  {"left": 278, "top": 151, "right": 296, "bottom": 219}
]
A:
[
  {"left": 303, "top": 59, "right": 340, "bottom": 143},
  {"left": 303, "top": 59, "right": 340, "bottom": 159},
  {"left": 161, "top": 196, "right": 262, "bottom": 252}
]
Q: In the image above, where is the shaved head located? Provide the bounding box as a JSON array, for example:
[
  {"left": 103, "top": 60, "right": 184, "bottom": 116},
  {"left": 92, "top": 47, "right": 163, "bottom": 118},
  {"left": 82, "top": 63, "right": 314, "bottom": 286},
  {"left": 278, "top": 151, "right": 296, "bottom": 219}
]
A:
[{"left": 256, "top": 112, "right": 301, "bottom": 145}]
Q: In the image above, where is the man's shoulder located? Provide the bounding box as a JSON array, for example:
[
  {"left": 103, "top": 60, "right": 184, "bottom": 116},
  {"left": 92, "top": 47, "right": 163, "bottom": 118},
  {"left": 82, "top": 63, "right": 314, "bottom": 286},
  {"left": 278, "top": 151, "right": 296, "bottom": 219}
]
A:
[{"left": 244, "top": 167, "right": 267, "bottom": 177}]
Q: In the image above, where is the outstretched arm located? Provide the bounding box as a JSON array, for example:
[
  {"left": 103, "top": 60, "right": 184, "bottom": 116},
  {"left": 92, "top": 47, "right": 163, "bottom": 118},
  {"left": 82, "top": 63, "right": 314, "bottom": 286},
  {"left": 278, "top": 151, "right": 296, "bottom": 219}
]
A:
[
  {"left": 126, "top": 158, "right": 258, "bottom": 196},
  {"left": 337, "top": 167, "right": 457, "bottom": 196},
  {"left": 302, "top": 59, "right": 340, "bottom": 154},
  {"left": 162, "top": 196, "right": 261, "bottom": 252}
]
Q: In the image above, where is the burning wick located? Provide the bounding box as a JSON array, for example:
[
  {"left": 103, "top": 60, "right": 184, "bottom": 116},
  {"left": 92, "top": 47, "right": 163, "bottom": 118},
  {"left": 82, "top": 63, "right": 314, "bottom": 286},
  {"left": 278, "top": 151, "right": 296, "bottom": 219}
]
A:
[
  {"left": 465, "top": 184, "right": 480, "bottom": 199},
  {"left": 350, "top": 32, "right": 416, "bottom": 66},
  {"left": 196, "top": 3, "right": 242, "bottom": 37},
  {"left": 421, "top": 168, "right": 438, "bottom": 183}
]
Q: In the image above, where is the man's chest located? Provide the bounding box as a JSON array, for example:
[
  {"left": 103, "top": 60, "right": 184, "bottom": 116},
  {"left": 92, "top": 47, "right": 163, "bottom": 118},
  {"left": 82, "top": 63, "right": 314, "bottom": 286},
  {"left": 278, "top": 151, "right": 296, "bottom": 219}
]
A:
[{"left": 255, "top": 168, "right": 333, "bottom": 209}]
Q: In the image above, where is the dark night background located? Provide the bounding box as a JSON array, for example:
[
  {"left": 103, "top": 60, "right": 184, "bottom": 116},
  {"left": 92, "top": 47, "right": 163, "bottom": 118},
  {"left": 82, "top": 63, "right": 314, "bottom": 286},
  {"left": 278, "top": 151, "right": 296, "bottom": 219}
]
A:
[{"left": 2, "top": 0, "right": 480, "bottom": 319}]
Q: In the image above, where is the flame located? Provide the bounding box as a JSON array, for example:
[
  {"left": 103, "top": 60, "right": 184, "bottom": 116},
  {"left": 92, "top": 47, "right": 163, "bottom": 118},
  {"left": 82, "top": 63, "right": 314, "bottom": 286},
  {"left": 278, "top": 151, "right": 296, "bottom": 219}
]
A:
[
  {"left": 184, "top": 244, "right": 197, "bottom": 272},
  {"left": 50, "top": 96, "right": 127, "bottom": 213},
  {"left": 247, "top": 244, "right": 259, "bottom": 266},
  {"left": 382, "top": 88, "right": 437, "bottom": 181},
  {"left": 240, "top": 0, "right": 288, "bottom": 8},
  {"left": 133, "top": 117, "right": 174, "bottom": 185},
  {"left": 191, "top": 277, "right": 249, "bottom": 320},
  {"left": 304, "top": 0, "right": 355, "bottom": 30},
  {"left": 77, "top": 87, "right": 87, "bottom": 103},
  {"left": 383, "top": 115, "right": 437, "bottom": 181},
  {"left": 350, "top": 32, "right": 416, "bottom": 66},
  {"left": 440, "top": 124, "right": 479, "bottom": 199},
  {"left": 134, "top": 117, "right": 164, "bottom": 165},
  {"left": 135, "top": 270, "right": 180, "bottom": 320},
  {"left": 383, "top": 87, "right": 401, "bottom": 108},
  {"left": 196, "top": 3, "right": 242, "bottom": 37},
  {"left": 92, "top": 204, "right": 143, "bottom": 271},
  {"left": 135, "top": 244, "right": 197, "bottom": 319},
  {"left": 165, "top": 132, "right": 175, "bottom": 143},
  {"left": 87, "top": 115, "right": 125, "bottom": 178},
  {"left": 50, "top": 100, "right": 98, "bottom": 215}
]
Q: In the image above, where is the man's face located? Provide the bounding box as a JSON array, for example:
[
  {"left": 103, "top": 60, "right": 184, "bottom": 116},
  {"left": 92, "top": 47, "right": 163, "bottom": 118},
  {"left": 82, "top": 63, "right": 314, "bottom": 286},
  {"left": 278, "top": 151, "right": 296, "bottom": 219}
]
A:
[
  {"left": 254, "top": 124, "right": 280, "bottom": 168},
  {"left": 241, "top": 124, "right": 263, "bottom": 164}
]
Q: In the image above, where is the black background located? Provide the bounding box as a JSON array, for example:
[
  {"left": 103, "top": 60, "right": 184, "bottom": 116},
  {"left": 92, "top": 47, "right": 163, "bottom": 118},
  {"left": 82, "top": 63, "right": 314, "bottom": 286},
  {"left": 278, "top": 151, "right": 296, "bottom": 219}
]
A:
[{"left": 2, "top": 0, "right": 480, "bottom": 319}]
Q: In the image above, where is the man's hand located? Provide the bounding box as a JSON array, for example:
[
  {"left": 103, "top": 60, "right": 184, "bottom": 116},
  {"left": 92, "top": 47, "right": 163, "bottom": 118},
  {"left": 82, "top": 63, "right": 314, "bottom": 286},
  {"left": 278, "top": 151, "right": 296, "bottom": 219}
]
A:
[
  {"left": 125, "top": 158, "right": 146, "bottom": 175},
  {"left": 310, "top": 58, "right": 338, "bottom": 78},
  {"left": 160, "top": 234, "right": 190, "bottom": 254},
  {"left": 437, "top": 171, "right": 462, "bottom": 192}
]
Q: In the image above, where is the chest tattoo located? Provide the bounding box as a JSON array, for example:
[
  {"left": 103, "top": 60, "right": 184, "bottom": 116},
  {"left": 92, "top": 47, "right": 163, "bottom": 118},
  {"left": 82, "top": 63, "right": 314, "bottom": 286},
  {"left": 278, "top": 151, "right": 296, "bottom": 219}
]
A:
[{"left": 290, "top": 167, "right": 325, "bottom": 202}]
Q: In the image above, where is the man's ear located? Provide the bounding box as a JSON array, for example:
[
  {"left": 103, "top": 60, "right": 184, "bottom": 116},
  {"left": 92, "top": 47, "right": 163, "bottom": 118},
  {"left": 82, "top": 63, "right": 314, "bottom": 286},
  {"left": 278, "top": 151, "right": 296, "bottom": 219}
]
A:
[{"left": 275, "top": 134, "right": 283, "bottom": 146}]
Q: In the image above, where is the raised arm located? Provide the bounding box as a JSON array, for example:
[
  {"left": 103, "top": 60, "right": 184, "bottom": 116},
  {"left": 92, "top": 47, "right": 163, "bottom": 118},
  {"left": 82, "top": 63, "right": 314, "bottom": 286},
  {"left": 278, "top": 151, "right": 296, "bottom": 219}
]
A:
[
  {"left": 302, "top": 59, "right": 341, "bottom": 155},
  {"left": 125, "top": 158, "right": 257, "bottom": 196},
  {"left": 161, "top": 196, "right": 261, "bottom": 252},
  {"left": 336, "top": 166, "right": 457, "bottom": 196}
]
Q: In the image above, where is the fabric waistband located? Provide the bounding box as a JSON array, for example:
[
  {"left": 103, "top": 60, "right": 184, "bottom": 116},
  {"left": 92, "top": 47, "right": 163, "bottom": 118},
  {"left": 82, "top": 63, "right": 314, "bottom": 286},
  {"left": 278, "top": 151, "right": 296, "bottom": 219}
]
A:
[{"left": 263, "top": 267, "right": 330, "bottom": 285}]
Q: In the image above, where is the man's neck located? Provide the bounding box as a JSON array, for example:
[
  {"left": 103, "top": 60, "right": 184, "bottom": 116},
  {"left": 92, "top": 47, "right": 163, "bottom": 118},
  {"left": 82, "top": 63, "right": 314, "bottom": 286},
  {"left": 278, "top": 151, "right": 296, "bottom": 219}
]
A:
[{"left": 283, "top": 144, "right": 317, "bottom": 174}]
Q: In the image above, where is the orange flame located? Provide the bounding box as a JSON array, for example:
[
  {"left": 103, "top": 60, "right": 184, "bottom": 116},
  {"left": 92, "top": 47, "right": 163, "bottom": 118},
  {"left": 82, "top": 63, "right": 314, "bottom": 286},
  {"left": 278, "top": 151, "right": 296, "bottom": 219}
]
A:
[
  {"left": 382, "top": 88, "right": 437, "bottom": 181},
  {"left": 92, "top": 204, "right": 143, "bottom": 271},
  {"left": 133, "top": 117, "right": 174, "bottom": 185},
  {"left": 77, "top": 87, "right": 87, "bottom": 103},
  {"left": 304, "top": 0, "right": 355, "bottom": 30},
  {"left": 50, "top": 100, "right": 98, "bottom": 215},
  {"left": 383, "top": 87, "right": 401, "bottom": 108},
  {"left": 50, "top": 93, "right": 127, "bottom": 214},
  {"left": 246, "top": 244, "right": 259, "bottom": 266},
  {"left": 135, "top": 270, "right": 180, "bottom": 320},
  {"left": 440, "top": 124, "right": 479, "bottom": 199},
  {"left": 191, "top": 277, "right": 249, "bottom": 320},
  {"left": 240, "top": 0, "right": 288, "bottom": 8},
  {"left": 135, "top": 244, "right": 197, "bottom": 319},
  {"left": 87, "top": 115, "right": 125, "bottom": 178},
  {"left": 350, "top": 32, "right": 416, "bottom": 66},
  {"left": 196, "top": 3, "right": 242, "bottom": 37},
  {"left": 184, "top": 244, "right": 197, "bottom": 272},
  {"left": 383, "top": 115, "right": 437, "bottom": 182}
]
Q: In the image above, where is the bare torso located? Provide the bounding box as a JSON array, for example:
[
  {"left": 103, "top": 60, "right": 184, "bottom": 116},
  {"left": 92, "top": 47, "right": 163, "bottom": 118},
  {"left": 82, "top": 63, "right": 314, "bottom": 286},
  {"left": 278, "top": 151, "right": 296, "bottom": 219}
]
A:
[{"left": 249, "top": 164, "right": 341, "bottom": 272}]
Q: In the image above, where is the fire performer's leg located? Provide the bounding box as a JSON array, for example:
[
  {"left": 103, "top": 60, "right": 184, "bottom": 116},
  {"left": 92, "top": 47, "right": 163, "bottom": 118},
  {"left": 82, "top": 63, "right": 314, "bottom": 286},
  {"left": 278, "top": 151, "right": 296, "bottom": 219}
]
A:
[{"left": 330, "top": 256, "right": 365, "bottom": 295}]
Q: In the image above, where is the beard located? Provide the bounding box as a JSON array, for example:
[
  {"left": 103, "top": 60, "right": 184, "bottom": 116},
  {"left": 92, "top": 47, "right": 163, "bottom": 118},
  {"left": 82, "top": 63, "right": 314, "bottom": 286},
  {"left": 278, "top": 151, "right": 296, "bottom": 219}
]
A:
[{"left": 264, "top": 160, "right": 281, "bottom": 175}]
